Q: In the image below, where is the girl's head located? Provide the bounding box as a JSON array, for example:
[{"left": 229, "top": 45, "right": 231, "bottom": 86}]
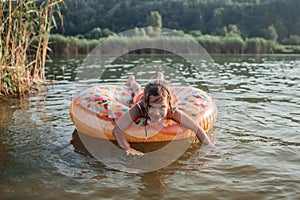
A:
[{"left": 143, "top": 79, "right": 177, "bottom": 123}]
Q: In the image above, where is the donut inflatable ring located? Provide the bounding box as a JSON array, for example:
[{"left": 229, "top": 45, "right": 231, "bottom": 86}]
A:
[{"left": 70, "top": 85, "right": 217, "bottom": 142}]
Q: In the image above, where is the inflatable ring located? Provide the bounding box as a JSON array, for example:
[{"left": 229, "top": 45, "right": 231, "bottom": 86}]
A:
[{"left": 70, "top": 85, "right": 217, "bottom": 142}]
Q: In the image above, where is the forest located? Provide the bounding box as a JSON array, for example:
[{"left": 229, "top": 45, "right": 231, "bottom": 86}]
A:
[{"left": 55, "top": 0, "right": 300, "bottom": 42}]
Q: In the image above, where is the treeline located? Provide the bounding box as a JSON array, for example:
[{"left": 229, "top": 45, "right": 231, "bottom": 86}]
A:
[{"left": 55, "top": 0, "right": 300, "bottom": 43}]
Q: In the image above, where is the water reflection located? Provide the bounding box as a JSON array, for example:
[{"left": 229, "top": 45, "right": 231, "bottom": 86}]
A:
[{"left": 0, "top": 99, "right": 14, "bottom": 163}]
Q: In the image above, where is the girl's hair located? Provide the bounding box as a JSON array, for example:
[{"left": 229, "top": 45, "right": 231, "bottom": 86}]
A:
[
  {"left": 139, "top": 79, "right": 178, "bottom": 147},
  {"left": 142, "top": 79, "right": 177, "bottom": 114}
]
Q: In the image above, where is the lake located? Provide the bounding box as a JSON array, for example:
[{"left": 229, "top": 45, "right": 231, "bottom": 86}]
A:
[{"left": 0, "top": 54, "right": 299, "bottom": 199}]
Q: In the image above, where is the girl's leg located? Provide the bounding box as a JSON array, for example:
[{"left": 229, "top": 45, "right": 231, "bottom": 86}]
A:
[
  {"left": 126, "top": 75, "right": 141, "bottom": 94},
  {"left": 157, "top": 72, "right": 164, "bottom": 80}
]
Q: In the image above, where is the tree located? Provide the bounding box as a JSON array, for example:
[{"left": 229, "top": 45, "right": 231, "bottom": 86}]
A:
[
  {"left": 282, "top": 34, "right": 300, "bottom": 45},
  {"left": 224, "top": 24, "right": 241, "bottom": 38},
  {"left": 85, "top": 27, "right": 102, "bottom": 39},
  {"left": 147, "top": 11, "right": 162, "bottom": 28},
  {"left": 264, "top": 25, "right": 278, "bottom": 41}
]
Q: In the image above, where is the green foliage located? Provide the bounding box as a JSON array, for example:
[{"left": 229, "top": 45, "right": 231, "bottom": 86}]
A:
[
  {"left": 196, "top": 35, "right": 223, "bottom": 54},
  {"left": 49, "top": 34, "right": 101, "bottom": 56},
  {"left": 84, "top": 27, "right": 115, "bottom": 39},
  {"left": 291, "top": 46, "right": 300, "bottom": 53},
  {"left": 147, "top": 11, "right": 162, "bottom": 28},
  {"left": 49, "top": 34, "right": 68, "bottom": 54},
  {"left": 188, "top": 30, "right": 202, "bottom": 38},
  {"left": 282, "top": 35, "right": 300, "bottom": 45},
  {"left": 196, "top": 35, "right": 245, "bottom": 54},
  {"left": 224, "top": 24, "right": 241, "bottom": 38},
  {"left": 264, "top": 25, "right": 278, "bottom": 41},
  {"left": 48, "top": 32, "right": 299, "bottom": 55},
  {"left": 245, "top": 37, "right": 278, "bottom": 54},
  {"left": 57, "top": 0, "right": 300, "bottom": 42},
  {"left": 222, "top": 37, "right": 245, "bottom": 54}
]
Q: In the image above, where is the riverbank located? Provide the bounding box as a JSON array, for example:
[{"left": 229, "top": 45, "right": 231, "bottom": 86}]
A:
[{"left": 48, "top": 34, "right": 300, "bottom": 57}]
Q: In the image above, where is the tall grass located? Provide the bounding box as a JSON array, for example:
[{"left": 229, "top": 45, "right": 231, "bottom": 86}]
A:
[
  {"left": 48, "top": 34, "right": 204, "bottom": 56},
  {"left": 48, "top": 34, "right": 100, "bottom": 56},
  {"left": 196, "top": 35, "right": 223, "bottom": 54},
  {"left": 0, "top": 0, "right": 64, "bottom": 97},
  {"left": 222, "top": 37, "right": 245, "bottom": 54},
  {"left": 245, "top": 37, "right": 276, "bottom": 54},
  {"left": 47, "top": 33, "right": 299, "bottom": 56},
  {"left": 196, "top": 35, "right": 283, "bottom": 54}
]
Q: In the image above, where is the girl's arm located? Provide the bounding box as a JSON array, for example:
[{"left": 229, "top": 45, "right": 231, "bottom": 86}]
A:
[
  {"left": 170, "top": 109, "right": 215, "bottom": 147},
  {"left": 112, "top": 102, "right": 144, "bottom": 156}
]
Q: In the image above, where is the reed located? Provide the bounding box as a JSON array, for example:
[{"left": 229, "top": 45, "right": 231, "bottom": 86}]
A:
[
  {"left": 48, "top": 34, "right": 101, "bottom": 56},
  {"left": 48, "top": 34, "right": 205, "bottom": 56},
  {"left": 196, "top": 35, "right": 223, "bottom": 54},
  {"left": 47, "top": 33, "right": 299, "bottom": 56},
  {"left": 244, "top": 37, "right": 278, "bottom": 54},
  {"left": 222, "top": 37, "right": 245, "bottom": 54},
  {"left": 0, "top": 0, "right": 64, "bottom": 97}
]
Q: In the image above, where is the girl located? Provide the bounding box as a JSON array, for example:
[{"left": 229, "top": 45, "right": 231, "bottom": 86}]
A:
[{"left": 112, "top": 75, "right": 218, "bottom": 156}]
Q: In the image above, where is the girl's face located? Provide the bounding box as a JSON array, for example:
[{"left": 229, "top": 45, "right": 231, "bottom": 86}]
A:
[{"left": 147, "top": 95, "right": 168, "bottom": 124}]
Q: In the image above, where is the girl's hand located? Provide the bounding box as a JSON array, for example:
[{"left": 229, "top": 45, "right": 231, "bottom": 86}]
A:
[{"left": 126, "top": 148, "right": 144, "bottom": 156}]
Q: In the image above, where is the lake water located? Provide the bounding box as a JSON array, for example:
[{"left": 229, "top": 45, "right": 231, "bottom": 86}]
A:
[{"left": 0, "top": 54, "right": 299, "bottom": 199}]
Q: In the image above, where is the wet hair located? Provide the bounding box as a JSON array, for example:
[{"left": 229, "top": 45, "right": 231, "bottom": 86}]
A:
[
  {"left": 139, "top": 79, "right": 177, "bottom": 148},
  {"left": 142, "top": 79, "right": 177, "bottom": 115}
]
